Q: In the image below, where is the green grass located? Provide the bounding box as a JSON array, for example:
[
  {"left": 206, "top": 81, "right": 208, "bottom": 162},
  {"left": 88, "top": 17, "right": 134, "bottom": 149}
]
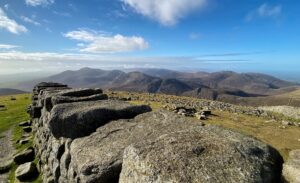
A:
[
  {"left": 0, "top": 94, "right": 31, "bottom": 134},
  {"left": 0, "top": 94, "right": 42, "bottom": 183}
]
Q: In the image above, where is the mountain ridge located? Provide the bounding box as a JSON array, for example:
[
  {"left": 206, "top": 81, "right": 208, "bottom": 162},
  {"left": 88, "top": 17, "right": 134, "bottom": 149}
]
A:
[{"left": 14, "top": 67, "right": 300, "bottom": 106}]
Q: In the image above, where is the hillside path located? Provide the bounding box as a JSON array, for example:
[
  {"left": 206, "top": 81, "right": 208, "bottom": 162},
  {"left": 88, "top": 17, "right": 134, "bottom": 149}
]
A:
[{"left": 0, "top": 130, "right": 15, "bottom": 183}]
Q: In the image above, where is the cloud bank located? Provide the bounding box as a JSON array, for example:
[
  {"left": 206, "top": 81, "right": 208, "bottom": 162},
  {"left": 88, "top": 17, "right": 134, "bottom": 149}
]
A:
[
  {"left": 64, "top": 29, "right": 149, "bottom": 53},
  {"left": 0, "top": 8, "right": 27, "bottom": 34},
  {"left": 121, "top": 0, "right": 207, "bottom": 26},
  {"left": 0, "top": 44, "right": 20, "bottom": 49}
]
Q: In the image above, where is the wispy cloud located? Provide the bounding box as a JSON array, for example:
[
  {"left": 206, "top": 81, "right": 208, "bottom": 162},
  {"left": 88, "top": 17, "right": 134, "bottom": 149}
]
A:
[
  {"left": 25, "top": 0, "right": 54, "bottom": 7},
  {"left": 0, "top": 8, "right": 27, "bottom": 34},
  {"left": 64, "top": 29, "right": 149, "bottom": 53},
  {"left": 20, "top": 16, "right": 41, "bottom": 26},
  {"left": 189, "top": 33, "right": 202, "bottom": 40},
  {"left": 246, "top": 3, "right": 282, "bottom": 21},
  {"left": 0, "top": 44, "right": 20, "bottom": 49},
  {"left": 121, "top": 0, "right": 207, "bottom": 26},
  {"left": 53, "top": 11, "right": 72, "bottom": 17}
]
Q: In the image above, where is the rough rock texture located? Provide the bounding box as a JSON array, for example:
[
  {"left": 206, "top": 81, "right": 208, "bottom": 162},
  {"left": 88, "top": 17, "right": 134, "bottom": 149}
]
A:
[
  {"left": 29, "top": 83, "right": 151, "bottom": 182},
  {"left": 283, "top": 149, "right": 300, "bottom": 183},
  {"left": 15, "top": 162, "right": 38, "bottom": 181},
  {"left": 29, "top": 82, "right": 284, "bottom": 183},
  {"left": 119, "top": 126, "right": 282, "bottom": 183},
  {"left": 49, "top": 100, "right": 151, "bottom": 138}
]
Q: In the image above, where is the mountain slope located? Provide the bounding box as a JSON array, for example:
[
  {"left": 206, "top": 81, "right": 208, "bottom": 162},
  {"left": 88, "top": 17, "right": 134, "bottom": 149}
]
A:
[
  {"left": 0, "top": 88, "right": 27, "bottom": 96},
  {"left": 15, "top": 67, "right": 300, "bottom": 106}
]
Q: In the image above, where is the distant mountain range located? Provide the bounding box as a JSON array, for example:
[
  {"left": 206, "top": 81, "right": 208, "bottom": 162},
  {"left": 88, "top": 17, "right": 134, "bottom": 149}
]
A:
[
  {"left": 0, "top": 88, "right": 27, "bottom": 96},
  {"left": 16, "top": 67, "right": 300, "bottom": 106}
]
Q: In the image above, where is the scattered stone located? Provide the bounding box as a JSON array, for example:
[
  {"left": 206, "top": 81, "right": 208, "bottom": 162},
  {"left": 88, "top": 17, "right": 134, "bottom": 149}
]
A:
[
  {"left": 283, "top": 149, "right": 300, "bottom": 183},
  {"left": 0, "top": 159, "right": 13, "bottom": 173},
  {"left": 282, "top": 120, "right": 293, "bottom": 126},
  {"left": 195, "top": 112, "right": 207, "bottom": 120},
  {"left": 19, "top": 121, "right": 31, "bottom": 127},
  {"left": 23, "top": 126, "right": 32, "bottom": 133},
  {"left": 13, "top": 147, "right": 35, "bottom": 165},
  {"left": 19, "top": 138, "right": 30, "bottom": 145},
  {"left": 15, "top": 162, "right": 38, "bottom": 181},
  {"left": 201, "top": 110, "right": 212, "bottom": 115}
]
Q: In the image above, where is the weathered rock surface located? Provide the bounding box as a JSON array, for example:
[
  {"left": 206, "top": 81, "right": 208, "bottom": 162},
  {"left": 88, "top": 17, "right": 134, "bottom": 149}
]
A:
[
  {"left": 120, "top": 126, "right": 283, "bottom": 183},
  {"left": 28, "top": 82, "right": 284, "bottom": 183},
  {"left": 15, "top": 162, "right": 38, "bottom": 181},
  {"left": 283, "top": 149, "right": 300, "bottom": 183},
  {"left": 69, "top": 110, "right": 201, "bottom": 182},
  {"left": 49, "top": 100, "right": 151, "bottom": 139}
]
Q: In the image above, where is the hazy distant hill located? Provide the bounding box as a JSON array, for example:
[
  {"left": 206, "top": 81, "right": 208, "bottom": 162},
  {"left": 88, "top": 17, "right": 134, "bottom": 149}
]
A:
[
  {"left": 15, "top": 67, "right": 300, "bottom": 106},
  {"left": 0, "top": 88, "right": 27, "bottom": 96}
]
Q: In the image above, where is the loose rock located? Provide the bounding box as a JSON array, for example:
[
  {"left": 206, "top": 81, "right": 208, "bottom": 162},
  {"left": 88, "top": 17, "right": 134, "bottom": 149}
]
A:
[{"left": 15, "top": 162, "right": 38, "bottom": 181}]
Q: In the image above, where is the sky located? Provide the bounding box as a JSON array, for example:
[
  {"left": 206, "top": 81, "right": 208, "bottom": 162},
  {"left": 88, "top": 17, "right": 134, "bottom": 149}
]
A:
[{"left": 0, "top": 0, "right": 299, "bottom": 78}]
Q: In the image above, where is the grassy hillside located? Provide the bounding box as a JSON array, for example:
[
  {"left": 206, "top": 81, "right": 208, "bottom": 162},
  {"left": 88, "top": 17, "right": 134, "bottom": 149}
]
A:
[
  {"left": 0, "top": 94, "right": 42, "bottom": 183},
  {"left": 0, "top": 94, "right": 31, "bottom": 134}
]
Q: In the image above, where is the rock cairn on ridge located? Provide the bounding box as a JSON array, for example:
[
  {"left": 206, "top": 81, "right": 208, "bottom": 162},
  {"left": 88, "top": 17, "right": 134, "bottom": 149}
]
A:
[{"left": 28, "top": 82, "right": 284, "bottom": 183}]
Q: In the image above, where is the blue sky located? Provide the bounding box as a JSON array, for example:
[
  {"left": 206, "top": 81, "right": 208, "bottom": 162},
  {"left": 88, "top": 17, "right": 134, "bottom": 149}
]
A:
[{"left": 0, "top": 0, "right": 299, "bottom": 77}]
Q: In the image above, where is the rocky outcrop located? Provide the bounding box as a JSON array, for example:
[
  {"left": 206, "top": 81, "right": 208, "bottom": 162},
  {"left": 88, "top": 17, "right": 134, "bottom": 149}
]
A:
[
  {"left": 283, "top": 149, "right": 300, "bottom": 183},
  {"left": 29, "top": 82, "right": 284, "bottom": 183},
  {"left": 120, "top": 126, "right": 282, "bottom": 183},
  {"left": 29, "top": 83, "right": 151, "bottom": 182}
]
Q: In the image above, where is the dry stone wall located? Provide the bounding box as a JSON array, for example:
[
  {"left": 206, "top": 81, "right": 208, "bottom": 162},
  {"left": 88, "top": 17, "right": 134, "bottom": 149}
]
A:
[{"left": 29, "top": 82, "right": 284, "bottom": 183}]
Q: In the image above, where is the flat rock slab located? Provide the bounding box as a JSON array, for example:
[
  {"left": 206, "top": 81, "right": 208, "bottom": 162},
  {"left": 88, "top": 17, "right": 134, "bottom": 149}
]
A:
[
  {"left": 70, "top": 110, "right": 282, "bottom": 183},
  {"left": 283, "top": 149, "right": 300, "bottom": 183},
  {"left": 49, "top": 100, "right": 152, "bottom": 139}
]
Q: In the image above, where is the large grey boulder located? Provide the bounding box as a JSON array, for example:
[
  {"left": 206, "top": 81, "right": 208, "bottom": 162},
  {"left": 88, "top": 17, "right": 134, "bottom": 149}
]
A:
[
  {"left": 15, "top": 162, "right": 38, "bottom": 181},
  {"left": 119, "top": 126, "right": 283, "bottom": 183},
  {"left": 69, "top": 110, "right": 283, "bottom": 183},
  {"left": 283, "top": 149, "right": 300, "bottom": 183},
  {"left": 69, "top": 110, "right": 202, "bottom": 182},
  {"left": 48, "top": 100, "right": 152, "bottom": 138}
]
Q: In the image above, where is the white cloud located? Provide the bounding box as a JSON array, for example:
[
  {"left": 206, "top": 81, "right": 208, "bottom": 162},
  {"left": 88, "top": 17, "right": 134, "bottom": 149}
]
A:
[
  {"left": 21, "top": 16, "right": 41, "bottom": 26},
  {"left": 64, "top": 29, "right": 149, "bottom": 53},
  {"left": 25, "top": 0, "right": 54, "bottom": 7},
  {"left": 0, "top": 8, "right": 28, "bottom": 34},
  {"left": 0, "top": 44, "right": 20, "bottom": 49},
  {"left": 246, "top": 3, "right": 282, "bottom": 21},
  {"left": 121, "top": 0, "right": 207, "bottom": 26}
]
